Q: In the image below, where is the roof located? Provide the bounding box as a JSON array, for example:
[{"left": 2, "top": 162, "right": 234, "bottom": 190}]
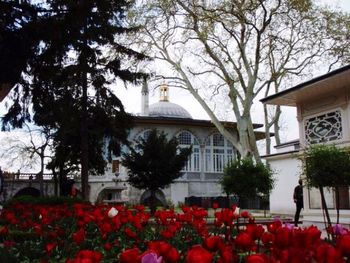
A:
[
  {"left": 260, "top": 64, "right": 350, "bottom": 106},
  {"left": 132, "top": 115, "right": 267, "bottom": 140},
  {"left": 149, "top": 101, "right": 192, "bottom": 119},
  {"left": 274, "top": 139, "right": 300, "bottom": 149}
]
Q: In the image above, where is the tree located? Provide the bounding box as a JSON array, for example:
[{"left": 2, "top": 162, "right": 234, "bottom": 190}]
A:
[
  {"left": 303, "top": 144, "right": 350, "bottom": 231},
  {"left": 0, "top": 125, "right": 53, "bottom": 196},
  {"left": 220, "top": 157, "right": 274, "bottom": 210},
  {"left": 122, "top": 129, "right": 192, "bottom": 214},
  {"left": 131, "top": 0, "right": 350, "bottom": 159},
  {"left": 1, "top": 0, "right": 147, "bottom": 200}
]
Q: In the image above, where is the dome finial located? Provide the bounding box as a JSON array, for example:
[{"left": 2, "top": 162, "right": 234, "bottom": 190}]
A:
[{"left": 160, "top": 83, "right": 169, "bottom": 102}]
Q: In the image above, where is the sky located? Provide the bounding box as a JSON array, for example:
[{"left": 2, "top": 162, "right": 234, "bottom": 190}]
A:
[{"left": 0, "top": 0, "right": 349, "bottom": 171}]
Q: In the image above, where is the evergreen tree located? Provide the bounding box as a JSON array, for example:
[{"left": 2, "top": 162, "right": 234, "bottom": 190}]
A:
[
  {"left": 1, "top": 0, "right": 147, "bottom": 200},
  {"left": 122, "top": 129, "right": 192, "bottom": 214},
  {"left": 220, "top": 158, "right": 274, "bottom": 209}
]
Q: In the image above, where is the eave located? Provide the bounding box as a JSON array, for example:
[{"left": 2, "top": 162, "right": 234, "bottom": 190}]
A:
[{"left": 260, "top": 64, "right": 350, "bottom": 107}]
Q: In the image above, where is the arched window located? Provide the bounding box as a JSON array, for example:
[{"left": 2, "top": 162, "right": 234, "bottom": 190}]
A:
[
  {"left": 205, "top": 133, "right": 236, "bottom": 172},
  {"left": 177, "top": 131, "right": 200, "bottom": 172}
]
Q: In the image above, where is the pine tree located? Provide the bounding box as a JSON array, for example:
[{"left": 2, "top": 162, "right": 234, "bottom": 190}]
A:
[
  {"left": 122, "top": 129, "right": 192, "bottom": 214},
  {"left": 1, "top": 0, "right": 147, "bottom": 200}
]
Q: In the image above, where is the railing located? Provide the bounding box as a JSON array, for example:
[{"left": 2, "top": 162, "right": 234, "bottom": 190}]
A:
[{"left": 3, "top": 172, "right": 75, "bottom": 181}]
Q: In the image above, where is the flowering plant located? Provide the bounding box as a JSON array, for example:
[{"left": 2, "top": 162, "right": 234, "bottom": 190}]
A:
[{"left": 0, "top": 201, "right": 350, "bottom": 262}]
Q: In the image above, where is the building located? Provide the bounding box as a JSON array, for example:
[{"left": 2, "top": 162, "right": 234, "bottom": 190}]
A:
[
  {"left": 90, "top": 83, "right": 265, "bottom": 206},
  {"left": 261, "top": 64, "right": 350, "bottom": 226}
]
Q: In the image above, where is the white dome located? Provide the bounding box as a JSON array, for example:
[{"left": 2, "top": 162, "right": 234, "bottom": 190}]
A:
[{"left": 149, "top": 101, "right": 192, "bottom": 119}]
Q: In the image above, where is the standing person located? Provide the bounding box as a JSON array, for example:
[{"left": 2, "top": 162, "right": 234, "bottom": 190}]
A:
[
  {"left": 0, "top": 167, "right": 4, "bottom": 194},
  {"left": 293, "top": 179, "right": 303, "bottom": 227}
]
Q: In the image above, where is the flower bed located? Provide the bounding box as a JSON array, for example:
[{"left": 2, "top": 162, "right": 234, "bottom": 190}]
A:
[{"left": 0, "top": 201, "right": 349, "bottom": 262}]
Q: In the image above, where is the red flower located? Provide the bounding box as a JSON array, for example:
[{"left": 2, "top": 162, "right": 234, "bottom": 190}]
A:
[
  {"left": 212, "top": 202, "right": 219, "bottom": 209},
  {"left": 75, "top": 250, "right": 103, "bottom": 263},
  {"left": 240, "top": 211, "right": 250, "bottom": 218},
  {"left": 246, "top": 254, "right": 270, "bottom": 263},
  {"left": 46, "top": 242, "right": 56, "bottom": 254},
  {"left": 186, "top": 245, "right": 212, "bottom": 263},
  {"left": 337, "top": 234, "right": 350, "bottom": 256},
  {"left": 267, "top": 220, "right": 282, "bottom": 234},
  {"left": 166, "top": 247, "right": 180, "bottom": 263},
  {"left": 104, "top": 242, "right": 112, "bottom": 251},
  {"left": 261, "top": 232, "right": 274, "bottom": 246},
  {"left": 316, "top": 242, "right": 343, "bottom": 263},
  {"left": 124, "top": 227, "right": 138, "bottom": 239},
  {"left": 274, "top": 227, "right": 291, "bottom": 248},
  {"left": 218, "top": 245, "right": 238, "bottom": 263},
  {"left": 119, "top": 248, "right": 141, "bottom": 263},
  {"left": 235, "top": 232, "right": 254, "bottom": 250},
  {"left": 0, "top": 226, "right": 9, "bottom": 236},
  {"left": 204, "top": 235, "right": 223, "bottom": 251},
  {"left": 161, "top": 229, "right": 174, "bottom": 239},
  {"left": 147, "top": 240, "right": 179, "bottom": 263},
  {"left": 246, "top": 224, "right": 265, "bottom": 240},
  {"left": 72, "top": 228, "right": 85, "bottom": 245}
]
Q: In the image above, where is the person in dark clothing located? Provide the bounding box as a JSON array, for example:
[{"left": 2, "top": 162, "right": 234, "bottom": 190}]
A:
[
  {"left": 0, "top": 167, "right": 4, "bottom": 194},
  {"left": 293, "top": 179, "right": 303, "bottom": 227}
]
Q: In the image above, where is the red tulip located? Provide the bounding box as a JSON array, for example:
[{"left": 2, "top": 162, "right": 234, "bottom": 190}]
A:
[
  {"left": 72, "top": 228, "right": 85, "bottom": 245},
  {"left": 119, "top": 248, "right": 141, "bottom": 263},
  {"left": 204, "top": 235, "right": 223, "bottom": 251},
  {"left": 212, "top": 202, "right": 219, "bottom": 209},
  {"left": 165, "top": 247, "right": 180, "bottom": 263},
  {"left": 218, "top": 245, "right": 238, "bottom": 263},
  {"left": 240, "top": 211, "right": 250, "bottom": 218},
  {"left": 316, "top": 242, "right": 343, "bottom": 263},
  {"left": 246, "top": 254, "right": 269, "bottom": 263},
  {"left": 235, "top": 232, "right": 254, "bottom": 250},
  {"left": 337, "top": 234, "right": 350, "bottom": 256},
  {"left": 124, "top": 227, "right": 138, "bottom": 239},
  {"left": 75, "top": 250, "right": 103, "bottom": 263},
  {"left": 46, "top": 242, "right": 56, "bottom": 254},
  {"left": 186, "top": 245, "right": 213, "bottom": 263}
]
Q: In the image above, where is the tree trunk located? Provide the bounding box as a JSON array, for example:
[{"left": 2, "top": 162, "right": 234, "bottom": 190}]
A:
[
  {"left": 335, "top": 186, "right": 340, "bottom": 224},
  {"left": 264, "top": 104, "right": 272, "bottom": 155},
  {"left": 80, "top": 22, "right": 89, "bottom": 201},
  {"left": 319, "top": 186, "right": 332, "bottom": 238},
  {"left": 39, "top": 149, "right": 44, "bottom": 196}
]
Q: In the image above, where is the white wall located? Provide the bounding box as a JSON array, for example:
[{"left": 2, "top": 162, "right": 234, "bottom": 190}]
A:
[{"left": 268, "top": 154, "right": 302, "bottom": 216}]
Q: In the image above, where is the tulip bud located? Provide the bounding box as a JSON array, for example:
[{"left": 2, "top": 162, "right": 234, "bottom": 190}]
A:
[{"left": 108, "top": 207, "right": 118, "bottom": 218}]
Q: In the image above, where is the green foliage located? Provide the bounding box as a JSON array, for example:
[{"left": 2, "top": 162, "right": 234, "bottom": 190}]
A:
[
  {"left": 1, "top": 1, "right": 147, "bottom": 199},
  {"left": 304, "top": 144, "right": 350, "bottom": 188},
  {"left": 122, "top": 129, "right": 192, "bottom": 191},
  {"left": 221, "top": 158, "right": 275, "bottom": 200}
]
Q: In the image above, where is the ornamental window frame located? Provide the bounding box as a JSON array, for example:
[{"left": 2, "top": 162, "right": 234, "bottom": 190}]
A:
[
  {"left": 304, "top": 109, "right": 343, "bottom": 144},
  {"left": 204, "top": 133, "right": 236, "bottom": 173}
]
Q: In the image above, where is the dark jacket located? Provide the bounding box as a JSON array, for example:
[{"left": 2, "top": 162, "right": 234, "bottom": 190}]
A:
[{"left": 293, "top": 184, "right": 303, "bottom": 208}]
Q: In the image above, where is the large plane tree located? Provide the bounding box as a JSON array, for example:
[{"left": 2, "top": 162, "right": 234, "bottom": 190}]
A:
[{"left": 131, "top": 0, "right": 350, "bottom": 160}]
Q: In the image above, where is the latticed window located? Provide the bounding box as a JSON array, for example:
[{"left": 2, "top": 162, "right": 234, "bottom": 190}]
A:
[
  {"left": 205, "top": 133, "right": 237, "bottom": 172},
  {"left": 177, "top": 131, "right": 200, "bottom": 172},
  {"left": 305, "top": 110, "right": 342, "bottom": 144}
]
